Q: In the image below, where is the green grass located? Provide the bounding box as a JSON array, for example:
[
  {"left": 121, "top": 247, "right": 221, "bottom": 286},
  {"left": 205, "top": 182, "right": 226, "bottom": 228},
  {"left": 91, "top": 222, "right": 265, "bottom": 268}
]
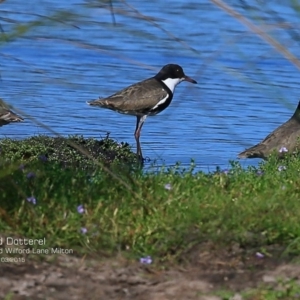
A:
[
  {"left": 0, "top": 134, "right": 137, "bottom": 169},
  {"left": 1, "top": 141, "right": 300, "bottom": 261}
]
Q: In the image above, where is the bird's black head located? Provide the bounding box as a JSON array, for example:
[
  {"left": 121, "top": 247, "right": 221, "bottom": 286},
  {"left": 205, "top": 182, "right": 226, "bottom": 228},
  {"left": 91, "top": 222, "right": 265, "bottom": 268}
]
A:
[{"left": 155, "top": 64, "right": 197, "bottom": 84}]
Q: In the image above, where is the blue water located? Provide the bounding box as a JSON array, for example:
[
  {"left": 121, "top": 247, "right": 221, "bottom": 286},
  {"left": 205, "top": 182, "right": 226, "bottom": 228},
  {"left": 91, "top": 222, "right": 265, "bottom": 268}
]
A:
[{"left": 1, "top": 0, "right": 300, "bottom": 171}]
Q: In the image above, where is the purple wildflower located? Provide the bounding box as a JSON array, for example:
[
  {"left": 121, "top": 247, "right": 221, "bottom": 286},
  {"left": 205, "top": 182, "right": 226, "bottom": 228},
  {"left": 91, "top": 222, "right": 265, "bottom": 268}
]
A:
[
  {"left": 279, "top": 147, "right": 288, "bottom": 153},
  {"left": 164, "top": 183, "right": 172, "bottom": 190},
  {"left": 222, "top": 169, "right": 229, "bottom": 175},
  {"left": 77, "top": 204, "right": 85, "bottom": 214},
  {"left": 26, "top": 196, "right": 37, "bottom": 205},
  {"left": 26, "top": 172, "right": 36, "bottom": 179},
  {"left": 278, "top": 166, "right": 286, "bottom": 172},
  {"left": 80, "top": 227, "right": 88, "bottom": 234},
  {"left": 256, "top": 170, "right": 264, "bottom": 176},
  {"left": 19, "top": 164, "right": 25, "bottom": 170},
  {"left": 255, "top": 252, "right": 264, "bottom": 259},
  {"left": 139, "top": 256, "right": 152, "bottom": 264}
]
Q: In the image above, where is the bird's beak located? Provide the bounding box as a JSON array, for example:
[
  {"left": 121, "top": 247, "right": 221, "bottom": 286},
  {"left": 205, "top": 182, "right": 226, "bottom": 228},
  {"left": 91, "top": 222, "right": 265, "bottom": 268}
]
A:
[{"left": 184, "top": 75, "right": 197, "bottom": 84}]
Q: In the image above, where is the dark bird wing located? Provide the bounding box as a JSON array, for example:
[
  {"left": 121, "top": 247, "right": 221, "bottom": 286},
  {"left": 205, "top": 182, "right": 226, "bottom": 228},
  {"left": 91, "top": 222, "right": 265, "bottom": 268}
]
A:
[{"left": 88, "top": 78, "right": 169, "bottom": 115}]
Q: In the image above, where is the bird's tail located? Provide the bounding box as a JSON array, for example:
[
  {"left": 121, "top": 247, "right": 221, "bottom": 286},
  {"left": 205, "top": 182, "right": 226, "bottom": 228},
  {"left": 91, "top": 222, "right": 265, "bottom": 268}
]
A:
[
  {"left": 86, "top": 98, "right": 106, "bottom": 106},
  {"left": 0, "top": 99, "right": 24, "bottom": 122},
  {"left": 1, "top": 110, "right": 24, "bottom": 123},
  {"left": 238, "top": 143, "right": 266, "bottom": 159}
]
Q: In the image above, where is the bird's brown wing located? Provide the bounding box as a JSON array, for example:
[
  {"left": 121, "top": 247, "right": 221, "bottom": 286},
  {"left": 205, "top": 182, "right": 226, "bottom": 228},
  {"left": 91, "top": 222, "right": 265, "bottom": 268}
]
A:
[
  {"left": 89, "top": 78, "right": 168, "bottom": 114},
  {"left": 259, "top": 102, "right": 300, "bottom": 146},
  {"left": 258, "top": 116, "right": 299, "bottom": 146}
]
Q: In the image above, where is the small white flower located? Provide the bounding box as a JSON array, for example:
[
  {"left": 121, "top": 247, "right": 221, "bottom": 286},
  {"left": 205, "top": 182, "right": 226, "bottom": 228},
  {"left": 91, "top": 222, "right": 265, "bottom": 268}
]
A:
[
  {"left": 140, "top": 256, "right": 152, "bottom": 264},
  {"left": 256, "top": 252, "right": 264, "bottom": 258},
  {"left": 164, "top": 183, "right": 172, "bottom": 190},
  {"left": 279, "top": 147, "right": 288, "bottom": 153},
  {"left": 278, "top": 166, "right": 286, "bottom": 172},
  {"left": 80, "top": 227, "right": 88, "bottom": 234}
]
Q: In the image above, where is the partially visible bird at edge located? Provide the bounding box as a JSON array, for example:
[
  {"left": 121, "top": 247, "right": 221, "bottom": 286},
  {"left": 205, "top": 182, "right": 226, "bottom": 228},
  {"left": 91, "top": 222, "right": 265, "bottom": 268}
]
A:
[
  {"left": 238, "top": 101, "right": 300, "bottom": 160},
  {"left": 0, "top": 99, "right": 24, "bottom": 127}
]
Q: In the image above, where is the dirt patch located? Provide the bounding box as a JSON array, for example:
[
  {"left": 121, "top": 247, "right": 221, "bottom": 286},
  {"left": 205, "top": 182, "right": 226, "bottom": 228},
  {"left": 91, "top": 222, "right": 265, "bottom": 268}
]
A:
[{"left": 0, "top": 243, "right": 299, "bottom": 300}]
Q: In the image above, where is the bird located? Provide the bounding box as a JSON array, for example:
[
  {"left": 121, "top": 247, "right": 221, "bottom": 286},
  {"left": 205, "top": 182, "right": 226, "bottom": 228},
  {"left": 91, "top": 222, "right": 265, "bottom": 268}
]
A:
[
  {"left": 87, "top": 64, "right": 197, "bottom": 162},
  {"left": 0, "top": 99, "right": 24, "bottom": 127},
  {"left": 238, "top": 101, "right": 300, "bottom": 159}
]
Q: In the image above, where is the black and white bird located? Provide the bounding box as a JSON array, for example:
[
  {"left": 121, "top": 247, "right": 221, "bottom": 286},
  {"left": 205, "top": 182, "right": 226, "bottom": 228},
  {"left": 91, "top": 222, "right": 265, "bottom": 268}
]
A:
[{"left": 87, "top": 64, "right": 197, "bottom": 162}]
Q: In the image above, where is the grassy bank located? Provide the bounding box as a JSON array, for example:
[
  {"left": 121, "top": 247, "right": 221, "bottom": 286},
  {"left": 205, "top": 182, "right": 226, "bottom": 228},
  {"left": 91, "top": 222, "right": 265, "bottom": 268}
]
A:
[
  {"left": 1, "top": 136, "right": 300, "bottom": 263},
  {"left": 0, "top": 134, "right": 136, "bottom": 169}
]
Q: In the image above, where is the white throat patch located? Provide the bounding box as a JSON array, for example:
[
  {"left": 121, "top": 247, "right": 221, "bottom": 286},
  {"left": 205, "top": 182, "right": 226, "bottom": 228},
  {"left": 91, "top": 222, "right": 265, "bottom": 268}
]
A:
[{"left": 162, "top": 77, "right": 183, "bottom": 93}]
